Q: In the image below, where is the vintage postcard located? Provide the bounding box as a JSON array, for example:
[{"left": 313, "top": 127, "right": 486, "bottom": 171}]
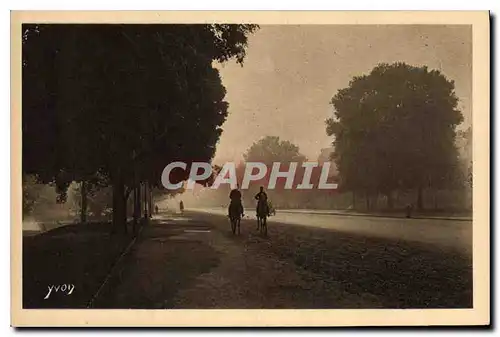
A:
[{"left": 11, "top": 10, "right": 490, "bottom": 327}]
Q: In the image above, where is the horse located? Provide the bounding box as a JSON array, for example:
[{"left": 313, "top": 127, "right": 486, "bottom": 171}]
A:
[
  {"left": 228, "top": 202, "right": 242, "bottom": 235},
  {"left": 256, "top": 200, "right": 268, "bottom": 235}
]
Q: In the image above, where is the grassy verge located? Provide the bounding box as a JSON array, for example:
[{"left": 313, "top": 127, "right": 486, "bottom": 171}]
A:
[
  {"left": 22, "top": 222, "right": 135, "bottom": 308},
  {"left": 92, "top": 220, "right": 221, "bottom": 309}
]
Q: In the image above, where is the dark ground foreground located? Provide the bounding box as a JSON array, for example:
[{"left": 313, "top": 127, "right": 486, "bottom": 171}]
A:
[
  {"left": 22, "top": 222, "right": 134, "bottom": 308},
  {"left": 23, "top": 211, "right": 472, "bottom": 309}
]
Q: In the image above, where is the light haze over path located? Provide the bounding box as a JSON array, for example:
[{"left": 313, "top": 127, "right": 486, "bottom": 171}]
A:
[{"left": 213, "top": 25, "right": 472, "bottom": 164}]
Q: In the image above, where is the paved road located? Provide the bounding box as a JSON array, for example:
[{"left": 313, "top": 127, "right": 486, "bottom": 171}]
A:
[{"left": 95, "top": 210, "right": 472, "bottom": 309}]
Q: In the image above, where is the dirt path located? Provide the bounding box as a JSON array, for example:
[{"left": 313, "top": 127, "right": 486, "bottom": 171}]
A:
[
  {"left": 95, "top": 210, "right": 471, "bottom": 309},
  {"left": 95, "top": 212, "right": 381, "bottom": 309},
  {"left": 190, "top": 212, "right": 472, "bottom": 309},
  {"left": 173, "top": 226, "right": 382, "bottom": 308}
]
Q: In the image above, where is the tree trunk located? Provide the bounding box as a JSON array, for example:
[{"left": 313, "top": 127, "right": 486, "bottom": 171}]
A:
[
  {"left": 365, "top": 191, "right": 370, "bottom": 210},
  {"left": 148, "top": 183, "right": 153, "bottom": 218},
  {"left": 143, "top": 183, "right": 149, "bottom": 219},
  {"left": 352, "top": 191, "right": 356, "bottom": 209},
  {"left": 434, "top": 190, "right": 438, "bottom": 210},
  {"left": 112, "top": 173, "right": 127, "bottom": 234},
  {"left": 132, "top": 184, "right": 139, "bottom": 234},
  {"left": 80, "top": 181, "right": 88, "bottom": 224},
  {"left": 417, "top": 186, "right": 424, "bottom": 211},
  {"left": 135, "top": 184, "right": 141, "bottom": 217},
  {"left": 386, "top": 191, "right": 393, "bottom": 210}
]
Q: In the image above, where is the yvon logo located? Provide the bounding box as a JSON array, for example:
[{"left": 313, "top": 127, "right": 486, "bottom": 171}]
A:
[{"left": 44, "top": 284, "right": 75, "bottom": 299}]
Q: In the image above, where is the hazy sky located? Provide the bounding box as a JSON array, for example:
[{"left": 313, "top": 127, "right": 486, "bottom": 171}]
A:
[{"left": 213, "top": 25, "right": 472, "bottom": 164}]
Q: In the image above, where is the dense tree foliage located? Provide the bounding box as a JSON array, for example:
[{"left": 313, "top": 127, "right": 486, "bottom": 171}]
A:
[
  {"left": 22, "top": 24, "right": 258, "bottom": 231},
  {"left": 243, "top": 136, "right": 307, "bottom": 165},
  {"left": 326, "top": 62, "right": 464, "bottom": 210},
  {"left": 238, "top": 136, "right": 337, "bottom": 209},
  {"left": 458, "top": 127, "right": 473, "bottom": 188}
]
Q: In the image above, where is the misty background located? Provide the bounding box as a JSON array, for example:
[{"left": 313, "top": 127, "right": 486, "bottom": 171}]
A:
[
  {"left": 213, "top": 25, "right": 471, "bottom": 164},
  {"left": 175, "top": 25, "right": 472, "bottom": 211}
]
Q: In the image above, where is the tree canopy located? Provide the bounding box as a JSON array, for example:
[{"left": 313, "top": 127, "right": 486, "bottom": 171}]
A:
[
  {"left": 243, "top": 136, "right": 307, "bottom": 165},
  {"left": 22, "top": 24, "right": 258, "bottom": 229},
  {"left": 326, "top": 62, "right": 464, "bottom": 209}
]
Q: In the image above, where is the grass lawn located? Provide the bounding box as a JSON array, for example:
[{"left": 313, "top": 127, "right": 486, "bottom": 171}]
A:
[{"left": 22, "top": 221, "right": 135, "bottom": 308}]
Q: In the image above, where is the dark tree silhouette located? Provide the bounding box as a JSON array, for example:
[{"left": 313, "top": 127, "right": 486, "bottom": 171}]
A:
[
  {"left": 242, "top": 136, "right": 313, "bottom": 208},
  {"left": 243, "top": 136, "right": 307, "bottom": 165},
  {"left": 326, "top": 62, "right": 464, "bottom": 210},
  {"left": 22, "top": 24, "right": 258, "bottom": 232}
]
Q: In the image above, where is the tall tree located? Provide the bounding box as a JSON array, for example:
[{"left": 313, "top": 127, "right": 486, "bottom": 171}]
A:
[
  {"left": 22, "top": 24, "right": 259, "bottom": 231},
  {"left": 327, "top": 62, "right": 464, "bottom": 210},
  {"left": 244, "top": 136, "right": 307, "bottom": 165},
  {"left": 242, "top": 136, "right": 309, "bottom": 208}
]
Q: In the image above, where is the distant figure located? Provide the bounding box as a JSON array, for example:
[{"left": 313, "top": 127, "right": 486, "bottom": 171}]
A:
[
  {"left": 179, "top": 200, "right": 184, "bottom": 214},
  {"left": 406, "top": 203, "right": 413, "bottom": 218},
  {"left": 229, "top": 184, "right": 244, "bottom": 217},
  {"left": 155, "top": 205, "right": 159, "bottom": 214}
]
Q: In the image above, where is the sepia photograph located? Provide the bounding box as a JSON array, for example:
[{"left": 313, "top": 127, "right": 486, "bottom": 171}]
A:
[{"left": 11, "top": 10, "right": 490, "bottom": 327}]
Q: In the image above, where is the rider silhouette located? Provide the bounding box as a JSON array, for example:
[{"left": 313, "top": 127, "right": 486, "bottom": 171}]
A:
[
  {"left": 254, "top": 186, "right": 269, "bottom": 216},
  {"left": 229, "top": 184, "right": 244, "bottom": 217}
]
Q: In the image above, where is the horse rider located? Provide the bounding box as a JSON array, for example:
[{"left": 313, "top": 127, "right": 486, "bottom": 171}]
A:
[
  {"left": 229, "top": 184, "right": 244, "bottom": 217},
  {"left": 254, "top": 186, "right": 269, "bottom": 216}
]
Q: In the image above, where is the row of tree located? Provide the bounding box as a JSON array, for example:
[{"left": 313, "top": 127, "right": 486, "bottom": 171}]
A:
[
  {"left": 202, "top": 64, "right": 472, "bottom": 212},
  {"left": 22, "top": 24, "right": 258, "bottom": 232},
  {"left": 326, "top": 62, "right": 470, "bottom": 211}
]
